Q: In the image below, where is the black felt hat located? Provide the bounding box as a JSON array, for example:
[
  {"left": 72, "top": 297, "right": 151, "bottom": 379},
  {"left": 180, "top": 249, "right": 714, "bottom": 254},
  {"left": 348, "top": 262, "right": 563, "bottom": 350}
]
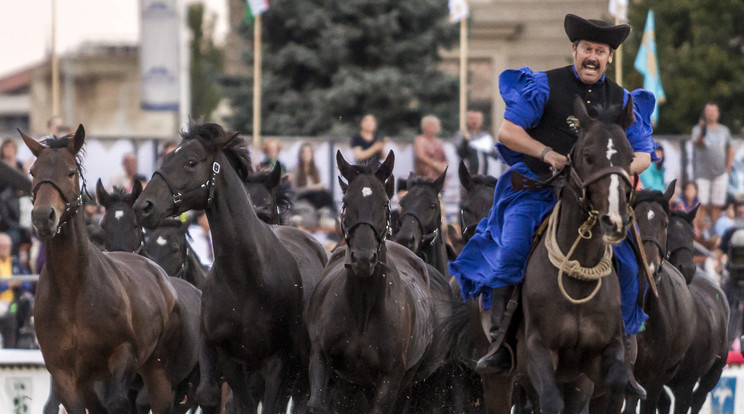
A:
[{"left": 564, "top": 14, "right": 630, "bottom": 49}]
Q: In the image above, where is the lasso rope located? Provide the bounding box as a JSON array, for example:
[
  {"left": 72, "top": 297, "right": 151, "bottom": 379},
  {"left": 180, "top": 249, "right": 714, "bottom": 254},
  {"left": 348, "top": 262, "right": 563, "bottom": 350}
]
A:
[{"left": 545, "top": 200, "right": 613, "bottom": 304}]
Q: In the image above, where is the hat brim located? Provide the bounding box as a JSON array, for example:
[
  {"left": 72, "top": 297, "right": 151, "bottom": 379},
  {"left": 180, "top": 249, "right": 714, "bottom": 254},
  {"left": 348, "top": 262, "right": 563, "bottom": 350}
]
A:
[{"left": 564, "top": 14, "right": 630, "bottom": 49}]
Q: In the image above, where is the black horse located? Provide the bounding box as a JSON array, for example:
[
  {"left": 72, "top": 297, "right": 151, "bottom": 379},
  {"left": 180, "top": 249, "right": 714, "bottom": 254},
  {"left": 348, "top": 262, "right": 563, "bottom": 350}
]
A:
[
  {"left": 447, "top": 161, "right": 497, "bottom": 258},
  {"left": 245, "top": 162, "right": 292, "bottom": 225},
  {"left": 96, "top": 179, "right": 145, "bottom": 253},
  {"left": 306, "top": 152, "right": 452, "bottom": 413},
  {"left": 143, "top": 218, "right": 208, "bottom": 290},
  {"left": 22, "top": 126, "right": 201, "bottom": 414},
  {"left": 395, "top": 169, "right": 449, "bottom": 276},
  {"left": 624, "top": 184, "right": 696, "bottom": 414},
  {"left": 656, "top": 206, "right": 729, "bottom": 414},
  {"left": 134, "top": 122, "right": 328, "bottom": 413}
]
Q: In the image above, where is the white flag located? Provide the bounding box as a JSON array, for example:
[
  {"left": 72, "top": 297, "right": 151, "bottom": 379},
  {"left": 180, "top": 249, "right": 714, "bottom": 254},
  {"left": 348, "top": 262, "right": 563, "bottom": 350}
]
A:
[
  {"left": 448, "top": 0, "right": 469, "bottom": 23},
  {"left": 608, "top": 0, "right": 628, "bottom": 22}
]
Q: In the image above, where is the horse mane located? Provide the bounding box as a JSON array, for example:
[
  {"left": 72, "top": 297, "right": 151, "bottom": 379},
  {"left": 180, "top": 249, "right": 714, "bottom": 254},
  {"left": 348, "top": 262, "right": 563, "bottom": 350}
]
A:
[
  {"left": 181, "top": 121, "right": 253, "bottom": 181},
  {"left": 41, "top": 134, "right": 87, "bottom": 177},
  {"left": 470, "top": 174, "right": 498, "bottom": 187},
  {"left": 106, "top": 186, "right": 134, "bottom": 204},
  {"left": 632, "top": 189, "right": 670, "bottom": 214}
]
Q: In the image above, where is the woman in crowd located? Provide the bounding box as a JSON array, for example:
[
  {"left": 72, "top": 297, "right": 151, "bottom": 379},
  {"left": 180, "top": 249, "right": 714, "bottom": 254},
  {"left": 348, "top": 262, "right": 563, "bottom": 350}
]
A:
[
  {"left": 350, "top": 114, "right": 388, "bottom": 165},
  {"left": 414, "top": 115, "right": 448, "bottom": 180}
]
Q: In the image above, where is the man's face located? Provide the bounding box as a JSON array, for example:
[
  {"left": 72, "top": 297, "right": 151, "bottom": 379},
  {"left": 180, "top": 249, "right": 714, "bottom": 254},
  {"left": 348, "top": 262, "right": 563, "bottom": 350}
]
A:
[
  {"left": 704, "top": 104, "right": 720, "bottom": 123},
  {"left": 466, "top": 112, "right": 482, "bottom": 131},
  {"left": 123, "top": 155, "right": 138, "bottom": 176},
  {"left": 573, "top": 40, "right": 613, "bottom": 84}
]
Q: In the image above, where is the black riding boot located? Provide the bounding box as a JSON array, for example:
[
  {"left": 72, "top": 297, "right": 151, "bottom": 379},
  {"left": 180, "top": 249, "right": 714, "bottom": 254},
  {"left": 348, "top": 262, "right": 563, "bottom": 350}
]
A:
[
  {"left": 624, "top": 334, "right": 647, "bottom": 400},
  {"left": 476, "top": 286, "right": 517, "bottom": 374}
]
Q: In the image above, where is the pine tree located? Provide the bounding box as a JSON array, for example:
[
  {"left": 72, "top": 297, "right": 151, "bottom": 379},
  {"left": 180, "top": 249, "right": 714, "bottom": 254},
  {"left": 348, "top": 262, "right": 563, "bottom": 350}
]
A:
[
  {"left": 224, "top": 0, "right": 458, "bottom": 137},
  {"left": 188, "top": 3, "right": 224, "bottom": 121},
  {"left": 619, "top": 1, "right": 744, "bottom": 134}
]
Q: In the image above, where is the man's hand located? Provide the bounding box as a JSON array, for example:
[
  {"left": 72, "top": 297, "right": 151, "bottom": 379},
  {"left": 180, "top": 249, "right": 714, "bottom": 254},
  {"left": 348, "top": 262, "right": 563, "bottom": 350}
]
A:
[
  {"left": 696, "top": 118, "right": 706, "bottom": 147},
  {"left": 544, "top": 150, "right": 567, "bottom": 170}
]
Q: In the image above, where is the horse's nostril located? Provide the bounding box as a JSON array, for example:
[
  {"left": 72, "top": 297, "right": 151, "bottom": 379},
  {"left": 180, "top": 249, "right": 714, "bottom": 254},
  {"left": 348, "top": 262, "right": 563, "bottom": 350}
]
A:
[
  {"left": 371, "top": 253, "right": 377, "bottom": 264},
  {"left": 48, "top": 209, "right": 55, "bottom": 222},
  {"left": 142, "top": 200, "right": 153, "bottom": 215},
  {"left": 600, "top": 215, "right": 614, "bottom": 226}
]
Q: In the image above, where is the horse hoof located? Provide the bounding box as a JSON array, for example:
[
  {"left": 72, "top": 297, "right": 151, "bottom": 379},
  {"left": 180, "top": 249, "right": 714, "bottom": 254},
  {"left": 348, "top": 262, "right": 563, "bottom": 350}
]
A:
[
  {"left": 475, "top": 348, "right": 513, "bottom": 375},
  {"left": 626, "top": 381, "right": 647, "bottom": 400}
]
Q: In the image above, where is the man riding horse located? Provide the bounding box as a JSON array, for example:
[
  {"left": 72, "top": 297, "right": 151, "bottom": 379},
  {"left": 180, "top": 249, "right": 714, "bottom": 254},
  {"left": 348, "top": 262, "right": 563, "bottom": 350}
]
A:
[{"left": 449, "top": 13, "right": 657, "bottom": 398}]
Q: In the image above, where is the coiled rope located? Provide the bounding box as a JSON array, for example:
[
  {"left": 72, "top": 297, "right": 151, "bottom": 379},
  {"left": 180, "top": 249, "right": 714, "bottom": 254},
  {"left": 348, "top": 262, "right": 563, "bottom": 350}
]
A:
[{"left": 545, "top": 200, "right": 613, "bottom": 304}]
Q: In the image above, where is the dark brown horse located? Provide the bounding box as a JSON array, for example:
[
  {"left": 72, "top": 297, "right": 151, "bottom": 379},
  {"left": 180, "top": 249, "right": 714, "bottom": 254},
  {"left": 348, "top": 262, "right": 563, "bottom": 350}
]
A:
[
  {"left": 22, "top": 126, "right": 200, "bottom": 414},
  {"left": 245, "top": 162, "right": 292, "bottom": 225},
  {"left": 306, "top": 152, "right": 450, "bottom": 413},
  {"left": 657, "top": 206, "right": 729, "bottom": 414},
  {"left": 624, "top": 184, "right": 696, "bottom": 414},
  {"left": 447, "top": 161, "right": 497, "bottom": 258},
  {"left": 96, "top": 179, "right": 145, "bottom": 253},
  {"left": 143, "top": 218, "right": 208, "bottom": 290},
  {"left": 395, "top": 169, "right": 448, "bottom": 276},
  {"left": 134, "top": 122, "right": 328, "bottom": 413},
  {"left": 488, "top": 97, "right": 637, "bottom": 414}
]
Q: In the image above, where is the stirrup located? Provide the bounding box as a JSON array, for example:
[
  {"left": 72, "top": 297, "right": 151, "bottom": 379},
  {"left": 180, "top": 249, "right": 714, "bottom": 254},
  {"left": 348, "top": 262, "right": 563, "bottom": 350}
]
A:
[{"left": 475, "top": 342, "right": 515, "bottom": 375}]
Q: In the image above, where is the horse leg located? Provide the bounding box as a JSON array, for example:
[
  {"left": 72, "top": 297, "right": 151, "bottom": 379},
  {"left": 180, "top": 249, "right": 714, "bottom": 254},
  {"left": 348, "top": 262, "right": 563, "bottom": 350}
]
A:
[
  {"left": 195, "top": 338, "right": 221, "bottom": 414},
  {"left": 222, "top": 362, "right": 258, "bottom": 414},
  {"left": 656, "top": 388, "right": 672, "bottom": 414},
  {"left": 100, "top": 344, "right": 137, "bottom": 413},
  {"left": 49, "top": 371, "right": 100, "bottom": 414},
  {"left": 307, "top": 344, "right": 332, "bottom": 414},
  {"left": 690, "top": 357, "right": 727, "bottom": 414},
  {"left": 622, "top": 395, "right": 639, "bottom": 414},
  {"left": 562, "top": 374, "right": 593, "bottom": 414},
  {"left": 139, "top": 360, "right": 174, "bottom": 414},
  {"left": 43, "top": 377, "right": 62, "bottom": 414},
  {"left": 370, "top": 371, "right": 405, "bottom": 414},
  {"left": 599, "top": 334, "right": 627, "bottom": 414},
  {"left": 525, "top": 333, "right": 562, "bottom": 414},
  {"left": 260, "top": 354, "right": 293, "bottom": 414}
]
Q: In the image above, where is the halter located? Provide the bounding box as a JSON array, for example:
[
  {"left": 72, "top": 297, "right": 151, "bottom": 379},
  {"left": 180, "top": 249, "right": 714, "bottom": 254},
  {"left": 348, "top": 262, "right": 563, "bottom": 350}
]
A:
[
  {"left": 340, "top": 203, "right": 391, "bottom": 254},
  {"left": 568, "top": 161, "right": 632, "bottom": 211},
  {"left": 31, "top": 179, "right": 83, "bottom": 235},
  {"left": 153, "top": 161, "right": 221, "bottom": 208},
  {"left": 399, "top": 208, "right": 441, "bottom": 246}
]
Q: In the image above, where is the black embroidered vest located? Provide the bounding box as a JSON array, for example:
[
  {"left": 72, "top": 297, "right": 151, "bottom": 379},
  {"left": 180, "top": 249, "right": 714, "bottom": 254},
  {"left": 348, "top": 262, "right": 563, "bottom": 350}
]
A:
[{"left": 524, "top": 65, "right": 625, "bottom": 179}]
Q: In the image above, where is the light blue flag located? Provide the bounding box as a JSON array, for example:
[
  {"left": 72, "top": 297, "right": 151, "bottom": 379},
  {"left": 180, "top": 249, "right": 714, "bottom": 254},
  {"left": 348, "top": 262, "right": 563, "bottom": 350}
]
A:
[{"left": 634, "top": 10, "right": 666, "bottom": 124}]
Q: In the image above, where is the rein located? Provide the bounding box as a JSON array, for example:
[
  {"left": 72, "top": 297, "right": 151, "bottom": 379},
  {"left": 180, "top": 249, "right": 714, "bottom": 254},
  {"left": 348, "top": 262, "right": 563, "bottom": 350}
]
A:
[
  {"left": 340, "top": 203, "right": 391, "bottom": 255},
  {"left": 153, "top": 161, "right": 221, "bottom": 208},
  {"left": 546, "top": 200, "right": 614, "bottom": 304}
]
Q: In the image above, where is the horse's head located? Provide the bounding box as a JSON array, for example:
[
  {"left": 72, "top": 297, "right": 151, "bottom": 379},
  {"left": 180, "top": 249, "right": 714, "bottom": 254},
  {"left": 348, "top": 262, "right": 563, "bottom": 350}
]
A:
[
  {"left": 245, "top": 162, "right": 290, "bottom": 225},
  {"left": 632, "top": 181, "right": 675, "bottom": 277},
  {"left": 668, "top": 203, "right": 698, "bottom": 283},
  {"left": 458, "top": 160, "right": 496, "bottom": 242},
  {"left": 97, "top": 179, "right": 144, "bottom": 252},
  {"left": 143, "top": 218, "right": 190, "bottom": 276},
  {"left": 394, "top": 168, "right": 446, "bottom": 252},
  {"left": 20, "top": 125, "right": 85, "bottom": 240},
  {"left": 338, "top": 150, "right": 395, "bottom": 277},
  {"left": 569, "top": 96, "right": 635, "bottom": 244},
  {"left": 134, "top": 121, "right": 251, "bottom": 228}
]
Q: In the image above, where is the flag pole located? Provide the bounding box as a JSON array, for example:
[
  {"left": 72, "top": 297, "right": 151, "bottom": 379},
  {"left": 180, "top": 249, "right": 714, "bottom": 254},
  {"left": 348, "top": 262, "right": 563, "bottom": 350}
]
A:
[
  {"left": 615, "top": 16, "right": 623, "bottom": 87},
  {"left": 252, "top": 14, "right": 262, "bottom": 151},
  {"left": 51, "top": 0, "right": 60, "bottom": 117},
  {"left": 459, "top": 17, "right": 467, "bottom": 132}
]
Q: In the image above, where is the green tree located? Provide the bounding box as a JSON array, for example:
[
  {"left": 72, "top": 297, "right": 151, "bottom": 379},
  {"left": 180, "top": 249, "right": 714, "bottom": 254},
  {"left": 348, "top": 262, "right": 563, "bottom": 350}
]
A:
[
  {"left": 619, "top": 1, "right": 744, "bottom": 134},
  {"left": 225, "top": 0, "right": 459, "bottom": 137},
  {"left": 188, "top": 3, "right": 224, "bottom": 121}
]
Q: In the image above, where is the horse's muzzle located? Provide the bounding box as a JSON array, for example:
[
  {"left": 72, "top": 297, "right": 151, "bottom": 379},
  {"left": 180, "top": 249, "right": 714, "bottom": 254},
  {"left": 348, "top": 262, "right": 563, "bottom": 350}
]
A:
[
  {"left": 347, "top": 249, "right": 378, "bottom": 278},
  {"left": 600, "top": 213, "right": 628, "bottom": 244},
  {"left": 32, "top": 205, "right": 59, "bottom": 239}
]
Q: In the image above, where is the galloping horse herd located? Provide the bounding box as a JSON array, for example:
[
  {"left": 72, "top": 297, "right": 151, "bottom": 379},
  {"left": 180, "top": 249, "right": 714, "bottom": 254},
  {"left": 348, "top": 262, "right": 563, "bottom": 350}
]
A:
[{"left": 22, "top": 100, "right": 729, "bottom": 414}]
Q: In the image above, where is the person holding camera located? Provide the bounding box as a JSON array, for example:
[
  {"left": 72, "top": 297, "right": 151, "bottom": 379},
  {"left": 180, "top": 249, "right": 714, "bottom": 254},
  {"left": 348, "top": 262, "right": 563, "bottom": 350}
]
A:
[{"left": 691, "top": 103, "right": 734, "bottom": 235}]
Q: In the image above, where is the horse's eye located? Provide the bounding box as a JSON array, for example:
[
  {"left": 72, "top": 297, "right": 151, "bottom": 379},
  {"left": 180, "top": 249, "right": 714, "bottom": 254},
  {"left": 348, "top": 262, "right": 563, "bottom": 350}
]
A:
[
  {"left": 68, "top": 170, "right": 76, "bottom": 177},
  {"left": 187, "top": 160, "right": 197, "bottom": 167},
  {"left": 584, "top": 155, "right": 594, "bottom": 165},
  {"left": 430, "top": 203, "right": 437, "bottom": 209},
  {"left": 29, "top": 170, "right": 34, "bottom": 177}
]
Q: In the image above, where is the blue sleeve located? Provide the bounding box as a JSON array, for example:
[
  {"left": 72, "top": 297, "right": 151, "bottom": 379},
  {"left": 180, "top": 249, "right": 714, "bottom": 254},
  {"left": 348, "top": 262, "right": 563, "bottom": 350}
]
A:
[
  {"left": 0, "top": 282, "right": 7, "bottom": 294},
  {"left": 499, "top": 67, "right": 549, "bottom": 129},
  {"left": 623, "top": 89, "right": 658, "bottom": 161}
]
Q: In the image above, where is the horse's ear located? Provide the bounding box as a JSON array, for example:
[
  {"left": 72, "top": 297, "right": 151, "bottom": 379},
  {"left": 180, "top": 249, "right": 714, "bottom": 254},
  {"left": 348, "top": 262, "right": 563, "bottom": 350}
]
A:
[
  {"left": 458, "top": 160, "right": 473, "bottom": 191},
  {"left": 664, "top": 179, "right": 677, "bottom": 203},
  {"left": 130, "top": 179, "right": 143, "bottom": 204},
  {"left": 338, "top": 176, "right": 348, "bottom": 194},
  {"left": 18, "top": 129, "right": 43, "bottom": 157},
  {"left": 375, "top": 151, "right": 395, "bottom": 182},
  {"left": 573, "top": 95, "right": 592, "bottom": 127},
  {"left": 406, "top": 172, "right": 415, "bottom": 191},
  {"left": 71, "top": 124, "right": 86, "bottom": 155},
  {"left": 620, "top": 96, "right": 635, "bottom": 130},
  {"left": 337, "top": 150, "right": 353, "bottom": 181},
  {"left": 687, "top": 204, "right": 700, "bottom": 222},
  {"left": 96, "top": 178, "right": 110, "bottom": 207},
  {"left": 433, "top": 166, "right": 448, "bottom": 193},
  {"left": 268, "top": 161, "right": 282, "bottom": 189},
  {"left": 384, "top": 176, "right": 395, "bottom": 199}
]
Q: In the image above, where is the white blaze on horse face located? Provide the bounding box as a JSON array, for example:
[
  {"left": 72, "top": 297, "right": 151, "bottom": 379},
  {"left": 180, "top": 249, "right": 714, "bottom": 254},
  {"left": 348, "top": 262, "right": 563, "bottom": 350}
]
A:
[
  {"left": 607, "top": 175, "right": 622, "bottom": 228},
  {"left": 647, "top": 210, "right": 655, "bottom": 222},
  {"left": 362, "top": 187, "right": 372, "bottom": 197},
  {"left": 156, "top": 236, "right": 167, "bottom": 246},
  {"left": 115, "top": 210, "right": 124, "bottom": 220},
  {"left": 606, "top": 138, "right": 617, "bottom": 166}
]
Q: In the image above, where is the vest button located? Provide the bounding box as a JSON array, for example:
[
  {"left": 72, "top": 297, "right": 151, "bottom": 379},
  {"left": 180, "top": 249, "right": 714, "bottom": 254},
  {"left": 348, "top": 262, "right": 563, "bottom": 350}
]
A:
[
  {"left": 588, "top": 89, "right": 592, "bottom": 93},
  {"left": 586, "top": 100, "right": 591, "bottom": 104}
]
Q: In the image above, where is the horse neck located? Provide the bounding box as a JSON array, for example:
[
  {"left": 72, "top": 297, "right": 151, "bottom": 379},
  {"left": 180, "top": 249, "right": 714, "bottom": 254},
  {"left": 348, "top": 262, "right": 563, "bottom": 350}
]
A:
[
  {"left": 44, "top": 208, "right": 92, "bottom": 299},
  {"left": 345, "top": 244, "right": 390, "bottom": 332},
  {"left": 419, "top": 228, "right": 448, "bottom": 276},
  {"left": 205, "top": 151, "right": 274, "bottom": 283},
  {"left": 555, "top": 191, "right": 607, "bottom": 267}
]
